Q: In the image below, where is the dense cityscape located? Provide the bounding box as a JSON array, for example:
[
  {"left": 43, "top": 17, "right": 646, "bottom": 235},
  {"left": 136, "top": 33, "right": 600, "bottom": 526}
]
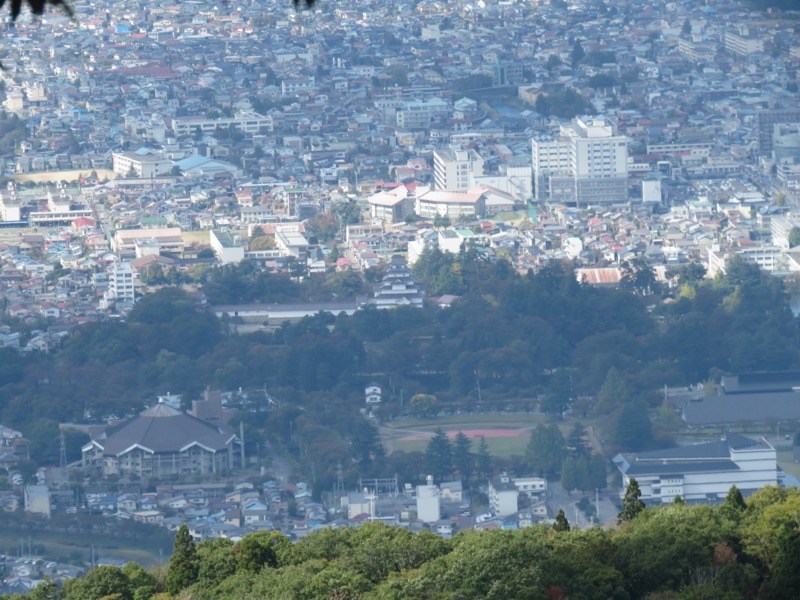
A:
[{"left": 0, "top": 0, "right": 798, "bottom": 597}]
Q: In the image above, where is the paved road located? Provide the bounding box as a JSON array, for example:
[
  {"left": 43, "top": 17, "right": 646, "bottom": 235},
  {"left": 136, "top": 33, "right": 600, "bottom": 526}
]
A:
[{"left": 547, "top": 482, "right": 619, "bottom": 529}]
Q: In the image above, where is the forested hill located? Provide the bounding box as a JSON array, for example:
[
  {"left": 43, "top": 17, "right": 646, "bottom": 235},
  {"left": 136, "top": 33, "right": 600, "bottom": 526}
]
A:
[
  {"left": 1, "top": 250, "right": 798, "bottom": 479},
  {"left": 7, "top": 486, "right": 800, "bottom": 599}
]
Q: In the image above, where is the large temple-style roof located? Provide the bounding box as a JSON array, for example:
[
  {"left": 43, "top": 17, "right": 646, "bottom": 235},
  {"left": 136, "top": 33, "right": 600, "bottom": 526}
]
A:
[{"left": 89, "top": 401, "right": 235, "bottom": 456}]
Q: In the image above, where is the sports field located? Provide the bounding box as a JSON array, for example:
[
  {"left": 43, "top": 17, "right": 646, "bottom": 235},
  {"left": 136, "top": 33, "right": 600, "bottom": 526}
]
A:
[{"left": 381, "top": 414, "right": 545, "bottom": 458}]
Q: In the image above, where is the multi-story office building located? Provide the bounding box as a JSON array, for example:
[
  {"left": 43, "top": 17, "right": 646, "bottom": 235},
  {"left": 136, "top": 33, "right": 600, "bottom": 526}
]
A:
[
  {"left": 532, "top": 116, "right": 628, "bottom": 205},
  {"left": 433, "top": 145, "right": 484, "bottom": 191}
]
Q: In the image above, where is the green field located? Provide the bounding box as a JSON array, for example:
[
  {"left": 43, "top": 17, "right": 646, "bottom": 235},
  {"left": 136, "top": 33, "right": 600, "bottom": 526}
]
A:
[
  {"left": 391, "top": 434, "right": 529, "bottom": 458},
  {"left": 387, "top": 413, "right": 546, "bottom": 430},
  {"left": 382, "top": 413, "right": 550, "bottom": 458}
]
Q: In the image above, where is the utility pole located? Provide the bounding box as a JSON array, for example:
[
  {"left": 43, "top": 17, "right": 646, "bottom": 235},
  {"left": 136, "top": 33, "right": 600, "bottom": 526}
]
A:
[
  {"left": 595, "top": 488, "right": 600, "bottom": 525},
  {"left": 59, "top": 430, "right": 67, "bottom": 469}
]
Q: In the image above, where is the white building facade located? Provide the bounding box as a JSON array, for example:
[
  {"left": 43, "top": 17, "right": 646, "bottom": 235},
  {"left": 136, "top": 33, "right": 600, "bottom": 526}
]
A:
[
  {"left": 613, "top": 433, "right": 777, "bottom": 504},
  {"left": 532, "top": 116, "right": 629, "bottom": 206}
]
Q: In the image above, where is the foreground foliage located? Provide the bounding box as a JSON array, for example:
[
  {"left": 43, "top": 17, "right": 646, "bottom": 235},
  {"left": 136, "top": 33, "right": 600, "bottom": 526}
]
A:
[{"left": 8, "top": 487, "right": 800, "bottom": 599}]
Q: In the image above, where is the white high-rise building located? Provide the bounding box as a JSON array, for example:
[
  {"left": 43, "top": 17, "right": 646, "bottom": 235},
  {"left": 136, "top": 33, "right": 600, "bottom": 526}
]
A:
[
  {"left": 433, "top": 145, "right": 484, "bottom": 191},
  {"left": 532, "top": 116, "right": 629, "bottom": 205},
  {"left": 101, "top": 261, "right": 136, "bottom": 309}
]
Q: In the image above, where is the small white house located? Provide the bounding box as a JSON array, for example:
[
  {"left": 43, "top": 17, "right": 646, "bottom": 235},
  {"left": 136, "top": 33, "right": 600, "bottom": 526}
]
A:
[{"left": 365, "top": 384, "right": 382, "bottom": 405}]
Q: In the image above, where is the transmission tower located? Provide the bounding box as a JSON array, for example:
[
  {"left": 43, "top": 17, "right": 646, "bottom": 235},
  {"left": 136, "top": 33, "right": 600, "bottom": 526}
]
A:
[{"left": 334, "top": 462, "right": 345, "bottom": 498}]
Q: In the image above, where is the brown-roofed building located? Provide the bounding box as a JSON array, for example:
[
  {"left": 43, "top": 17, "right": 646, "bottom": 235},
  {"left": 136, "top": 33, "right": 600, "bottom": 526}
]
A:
[{"left": 82, "top": 401, "right": 238, "bottom": 479}]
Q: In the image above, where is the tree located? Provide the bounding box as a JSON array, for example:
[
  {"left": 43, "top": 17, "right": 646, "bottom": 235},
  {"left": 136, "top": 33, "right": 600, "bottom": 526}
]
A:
[
  {"left": 28, "top": 578, "right": 60, "bottom": 600},
  {"left": 614, "top": 401, "right": 653, "bottom": 452},
  {"left": 235, "top": 531, "right": 279, "bottom": 573},
  {"left": 561, "top": 457, "right": 578, "bottom": 493},
  {"left": 409, "top": 393, "right": 438, "bottom": 418},
  {"left": 476, "top": 436, "right": 492, "bottom": 479},
  {"left": 595, "top": 367, "right": 629, "bottom": 415},
  {"left": 526, "top": 424, "right": 566, "bottom": 478},
  {"left": 452, "top": 431, "right": 473, "bottom": 484},
  {"left": 618, "top": 478, "right": 646, "bottom": 523},
  {"left": 425, "top": 428, "right": 452, "bottom": 482},
  {"left": 165, "top": 525, "right": 198, "bottom": 595},
  {"left": 724, "top": 485, "right": 746, "bottom": 511},
  {"left": 553, "top": 508, "right": 571, "bottom": 532},
  {"left": 567, "top": 422, "right": 589, "bottom": 458},
  {"left": 620, "top": 257, "right": 657, "bottom": 296},
  {"left": 789, "top": 226, "right": 800, "bottom": 248},
  {"left": 62, "top": 566, "right": 131, "bottom": 600},
  {"left": 571, "top": 40, "right": 585, "bottom": 67},
  {"left": 589, "top": 454, "right": 607, "bottom": 490},
  {"left": 681, "top": 18, "right": 692, "bottom": 35}
]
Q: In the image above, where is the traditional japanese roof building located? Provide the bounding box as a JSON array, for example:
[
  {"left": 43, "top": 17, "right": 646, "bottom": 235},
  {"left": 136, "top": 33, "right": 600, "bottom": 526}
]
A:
[{"left": 82, "top": 401, "right": 238, "bottom": 479}]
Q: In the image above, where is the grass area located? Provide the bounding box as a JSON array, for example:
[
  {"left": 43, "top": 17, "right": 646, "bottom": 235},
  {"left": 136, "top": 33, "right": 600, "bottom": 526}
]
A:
[
  {"left": 387, "top": 413, "right": 545, "bottom": 431},
  {"left": 182, "top": 231, "right": 210, "bottom": 245},
  {"left": 0, "top": 529, "right": 167, "bottom": 567},
  {"left": 392, "top": 435, "right": 528, "bottom": 458}
]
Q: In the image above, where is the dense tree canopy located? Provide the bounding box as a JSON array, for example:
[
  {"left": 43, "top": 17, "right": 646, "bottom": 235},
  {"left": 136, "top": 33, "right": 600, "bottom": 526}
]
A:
[
  {"left": 1, "top": 252, "right": 798, "bottom": 487},
  {"left": 13, "top": 487, "right": 800, "bottom": 600}
]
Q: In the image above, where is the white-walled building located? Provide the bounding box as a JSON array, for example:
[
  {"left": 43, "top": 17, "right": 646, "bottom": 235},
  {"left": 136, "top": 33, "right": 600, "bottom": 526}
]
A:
[
  {"left": 24, "top": 485, "right": 51, "bottom": 518},
  {"left": 416, "top": 189, "right": 486, "bottom": 219},
  {"left": 532, "top": 116, "right": 629, "bottom": 206},
  {"left": 416, "top": 476, "right": 441, "bottom": 523},
  {"left": 613, "top": 433, "right": 777, "bottom": 504},
  {"left": 488, "top": 473, "right": 519, "bottom": 516},
  {"left": 210, "top": 230, "right": 246, "bottom": 265},
  {"left": 101, "top": 261, "right": 135, "bottom": 309},
  {"left": 112, "top": 150, "right": 173, "bottom": 178},
  {"left": 433, "top": 145, "right": 484, "bottom": 191}
]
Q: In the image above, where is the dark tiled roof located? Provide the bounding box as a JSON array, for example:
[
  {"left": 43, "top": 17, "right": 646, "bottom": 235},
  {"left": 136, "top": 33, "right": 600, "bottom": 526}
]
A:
[
  {"left": 626, "top": 460, "right": 740, "bottom": 477},
  {"left": 684, "top": 393, "right": 800, "bottom": 425},
  {"left": 633, "top": 433, "right": 763, "bottom": 461},
  {"left": 95, "top": 405, "right": 234, "bottom": 456}
]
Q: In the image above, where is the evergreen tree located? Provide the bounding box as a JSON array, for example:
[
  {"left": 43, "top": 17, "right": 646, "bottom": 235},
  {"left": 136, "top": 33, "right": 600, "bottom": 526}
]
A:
[
  {"left": 561, "top": 457, "right": 577, "bottom": 493},
  {"left": 595, "top": 367, "right": 629, "bottom": 415},
  {"left": 425, "top": 428, "right": 452, "bottom": 482},
  {"left": 589, "top": 453, "right": 607, "bottom": 490},
  {"left": 673, "top": 495, "right": 685, "bottom": 505},
  {"left": 452, "top": 431, "right": 473, "bottom": 484},
  {"left": 567, "top": 422, "right": 589, "bottom": 458},
  {"left": 526, "top": 424, "right": 566, "bottom": 478},
  {"left": 614, "top": 401, "right": 653, "bottom": 452},
  {"left": 768, "top": 524, "right": 800, "bottom": 599},
  {"left": 165, "top": 525, "right": 199, "bottom": 595},
  {"left": 618, "top": 478, "right": 646, "bottom": 523},
  {"left": 476, "top": 436, "right": 492, "bottom": 479},
  {"left": 725, "top": 484, "right": 747, "bottom": 511},
  {"left": 571, "top": 39, "right": 585, "bottom": 67},
  {"left": 574, "top": 456, "right": 591, "bottom": 492},
  {"left": 553, "top": 508, "right": 571, "bottom": 532}
]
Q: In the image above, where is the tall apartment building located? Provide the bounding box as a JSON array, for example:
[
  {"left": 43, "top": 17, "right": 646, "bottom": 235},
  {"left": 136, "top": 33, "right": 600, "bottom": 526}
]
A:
[
  {"left": 101, "top": 261, "right": 136, "bottom": 309},
  {"left": 433, "top": 145, "right": 484, "bottom": 191},
  {"left": 532, "top": 116, "right": 628, "bottom": 206}
]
